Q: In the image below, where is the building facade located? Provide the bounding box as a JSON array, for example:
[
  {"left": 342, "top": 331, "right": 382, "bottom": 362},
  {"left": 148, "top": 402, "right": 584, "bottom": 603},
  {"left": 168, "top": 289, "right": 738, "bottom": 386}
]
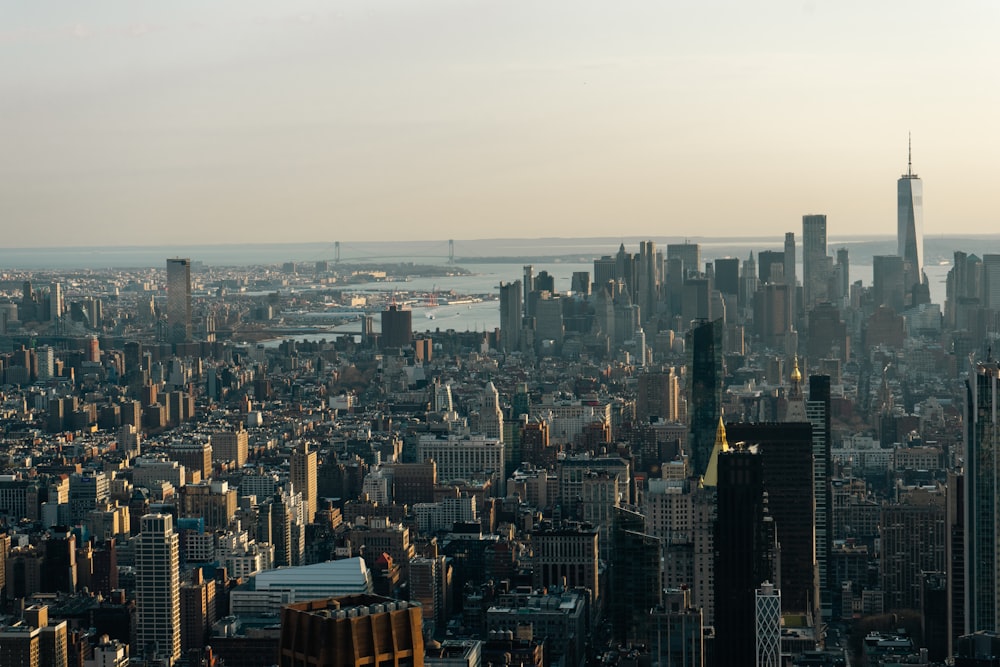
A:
[
  {"left": 166, "top": 258, "right": 192, "bottom": 344},
  {"left": 135, "top": 513, "right": 181, "bottom": 665}
]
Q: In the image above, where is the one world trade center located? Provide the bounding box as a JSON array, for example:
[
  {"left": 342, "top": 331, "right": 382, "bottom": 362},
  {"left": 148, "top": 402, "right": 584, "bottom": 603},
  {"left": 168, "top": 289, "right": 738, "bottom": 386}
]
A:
[{"left": 898, "top": 135, "right": 926, "bottom": 303}]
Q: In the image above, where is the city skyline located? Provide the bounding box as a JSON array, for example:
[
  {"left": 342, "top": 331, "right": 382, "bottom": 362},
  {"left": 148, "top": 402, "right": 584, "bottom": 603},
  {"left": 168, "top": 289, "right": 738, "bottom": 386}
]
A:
[{"left": 3, "top": 2, "right": 1000, "bottom": 247}]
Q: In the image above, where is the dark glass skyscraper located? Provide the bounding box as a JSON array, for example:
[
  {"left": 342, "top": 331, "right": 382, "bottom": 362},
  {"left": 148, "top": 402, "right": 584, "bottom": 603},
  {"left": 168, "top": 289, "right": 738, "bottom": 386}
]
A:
[
  {"left": 380, "top": 304, "right": 412, "bottom": 349},
  {"left": 808, "top": 374, "right": 833, "bottom": 620},
  {"left": 725, "top": 422, "right": 817, "bottom": 617},
  {"left": 714, "top": 447, "right": 777, "bottom": 665},
  {"left": 499, "top": 280, "right": 522, "bottom": 353},
  {"left": 966, "top": 359, "right": 1000, "bottom": 633},
  {"left": 687, "top": 318, "right": 724, "bottom": 477},
  {"left": 610, "top": 507, "right": 662, "bottom": 645}
]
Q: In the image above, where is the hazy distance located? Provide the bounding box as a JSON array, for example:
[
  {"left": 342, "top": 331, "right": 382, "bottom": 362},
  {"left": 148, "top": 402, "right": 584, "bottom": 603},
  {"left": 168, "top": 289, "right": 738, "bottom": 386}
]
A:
[{"left": 3, "top": 1, "right": 998, "bottom": 247}]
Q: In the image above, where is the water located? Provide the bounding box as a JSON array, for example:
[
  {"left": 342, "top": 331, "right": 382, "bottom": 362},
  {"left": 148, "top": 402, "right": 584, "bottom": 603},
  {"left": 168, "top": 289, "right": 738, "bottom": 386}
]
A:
[
  {"left": 264, "top": 257, "right": 951, "bottom": 346},
  {"left": 0, "top": 238, "right": 960, "bottom": 341}
]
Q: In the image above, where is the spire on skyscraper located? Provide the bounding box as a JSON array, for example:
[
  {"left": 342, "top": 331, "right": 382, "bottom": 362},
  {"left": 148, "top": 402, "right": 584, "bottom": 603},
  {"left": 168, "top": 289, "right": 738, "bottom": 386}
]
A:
[
  {"left": 907, "top": 132, "right": 912, "bottom": 176},
  {"left": 702, "top": 416, "right": 730, "bottom": 488}
]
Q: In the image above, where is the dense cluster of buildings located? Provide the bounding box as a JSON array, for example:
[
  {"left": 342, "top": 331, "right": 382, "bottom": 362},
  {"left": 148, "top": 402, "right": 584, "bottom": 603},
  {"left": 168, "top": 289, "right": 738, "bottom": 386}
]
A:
[{"left": 0, "top": 152, "right": 996, "bottom": 666}]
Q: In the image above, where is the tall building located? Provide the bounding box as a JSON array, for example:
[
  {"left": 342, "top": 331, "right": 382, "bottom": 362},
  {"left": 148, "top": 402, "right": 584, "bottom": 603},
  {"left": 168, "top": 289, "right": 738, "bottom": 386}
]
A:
[
  {"left": 380, "top": 304, "right": 412, "bottom": 349},
  {"left": 523, "top": 265, "right": 534, "bottom": 317},
  {"left": 637, "top": 240, "right": 661, "bottom": 324},
  {"left": 166, "top": 258, "right": 192, "bottom": 344},
  {"left": 755, "top": 582, "right": 782, "bottom": 667},
  {"left": 278, "top": 594, "right": 424, "bottom": 667},
  {"left": 714, "top": 447, "right": 778, "bottom": 666},
  {"left": 965, "top": 359, "right": 1000, "bottom": 634},
  {"left": 784, "top": 231, "right": 797, "bottom": 319},
  {"left": 49, "top": 282, "right": 62, "bottom": 320},
  {"left": 981, "top": 254, "right": 1000, "bottom": 310},
  {"left": 636, "top": 369, "right": 680, "bottom": 423},
  {"left": 0, "top": 626, "right": 40, "bottom": 667},
  {"left": 41, "top": 529, "right": 77, "bottom": 595},
  {"left": 758, "top": 250, "right": 785, "bottom": 285},
  {"left": 499, "top": 280, "right": 522, "bottom": 353},
  {"left": 531, "top": 522, "right": 600, "bottom": 601},
  {"left": 753, "top": 282, "right": 793, "bottom": 350},
  {"left": 946, "top": 471, "right": 965, "bottom": 656},
  {"left": 714, "top": 257, "right": 740, "bottom": 297},
  {"left": 873, "top": 254, "right": 906, "bottom": 312},
  {"left": 898, "top": 137, "right": 924, "bottom": 294},
  {"left": 410, "top": 556, "right": 448, "bottom": 636},
  {"left": 650, "top": 589, "right": 703, "bottom": 667},
  {"left": 687, "top": 319, "right": 724, "bottom": 478},
  {"left": 808, "top": 375, "right": 833, "bottom": 620},
  {"left": 802, "top": 214, "right": 828, "bottom": 308},
  {"left": 290, "top": 442, "right": 318, "bottom": 524},
  {"left": 740, "top": 251, "right": 759, "bottom": 313},
  {"left": 726, "top": 421, "right": 817, "bottom": 617},
  {"left": 136, "top": 513, "right": 181, "bottom": 666},
  {"left": 534, "top": 293, "right": 564, "bottom": 346},
  {"left": 880, "top": 487, "right": 946, "bottom": 612},
  {"left": 211, "top": 427, "right": 249, "bottom": 467},
  {"left": 610, "top": 507, "right": 662, "bottom": 645},
  {"left": 180, "top": 568, "right": 217, "bottom": 656},
  {"left": 835, "top": 247, "right": 850, "bottom": 301},
  {"left": 479, "top": 382, "right": 504, "bottom": 442},
  {"left": 667, "top": 243, "right": 701, "bottom": 280}
]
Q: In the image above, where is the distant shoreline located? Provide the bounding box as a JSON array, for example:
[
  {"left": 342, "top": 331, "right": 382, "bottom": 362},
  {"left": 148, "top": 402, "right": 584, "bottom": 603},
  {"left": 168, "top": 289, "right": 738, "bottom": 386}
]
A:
[{"left": 0, "top": 234, "right": 997, "bottom": 270}]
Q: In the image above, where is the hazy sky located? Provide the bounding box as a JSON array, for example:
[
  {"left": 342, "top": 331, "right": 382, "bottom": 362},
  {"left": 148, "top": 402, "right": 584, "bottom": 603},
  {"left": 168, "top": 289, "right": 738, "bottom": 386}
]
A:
[{"left": 3, "top": 1, "right": 998, "bottom": 247}]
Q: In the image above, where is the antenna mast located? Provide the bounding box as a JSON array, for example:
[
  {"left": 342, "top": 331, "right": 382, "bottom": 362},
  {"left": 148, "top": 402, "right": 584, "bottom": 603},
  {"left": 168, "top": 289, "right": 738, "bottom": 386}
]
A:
[{"left": 908, "top": 132, "right": 912, "bottom": 176}]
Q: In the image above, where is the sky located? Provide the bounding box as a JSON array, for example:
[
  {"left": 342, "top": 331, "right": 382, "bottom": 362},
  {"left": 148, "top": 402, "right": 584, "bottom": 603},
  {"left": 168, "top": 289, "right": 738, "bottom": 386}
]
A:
[{"left": 2, "top": 1, "right": 998, "bottom": 247}]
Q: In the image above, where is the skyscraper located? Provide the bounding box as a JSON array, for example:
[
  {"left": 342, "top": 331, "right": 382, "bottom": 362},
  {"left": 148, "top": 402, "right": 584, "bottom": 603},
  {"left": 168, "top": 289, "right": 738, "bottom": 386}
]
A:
[
  {"left": 965, "top": 359, "right": 1000, "bottom": 634},
  {"left": 981, "top": 254, "right": 1000, "bottom": 310},
  {"left": 873, "top": 254, "right": 906, "bottom": 312},
  {"left": 49, "top": 282, "right": 62, "bottom": 321},
  {"left": 637, "top": 240, "right": 661, "bottom": 324},
  {"left": 610, "top": 507, "right": 662, "bottom": 645},
  {"left": 755, "top": 582, "right": 782, "bottom": 667},
  {"left": 807, "top": 375, "right": 833, "bottom": 620},
  {"left": 898, "top": 136, "right": 924, "bottom": 294},
  {"left": 499, "top": 280, "right": 522, "bottom": 353},
  {"left": 714, "top": 257, "right": 740, "bottom": 297},
  {"left": 687, "top": 318, "right": 724, "bottom": 478},
  {"left": 802, "top": 214, "right": 828, "bottom": 308},
  {"left": 480, "top": 381, "right": 504, "bottom": 442},
  {"left": 166, "top": 258, "right": 192, "bottom": 344},
  {"left": 726, "top": 421, "right": 817, "bottom": 617},
  {"left": 380, "top": 304, "right": 412, "bottom": 349},
  {"left": 667, "top": 243, "right": 701, "bottom": 280},
  {"left": 714, "top": 447, "right": 778, "bottom": 665},
  {"left": 784, "top": 231, "right": 797, "bottom": 320},
  {"left": 136, "top": 513, "right": 181, "bottom": 665},
  {"left": 290, "top": 442, "right": 318, "bottom": 524}
]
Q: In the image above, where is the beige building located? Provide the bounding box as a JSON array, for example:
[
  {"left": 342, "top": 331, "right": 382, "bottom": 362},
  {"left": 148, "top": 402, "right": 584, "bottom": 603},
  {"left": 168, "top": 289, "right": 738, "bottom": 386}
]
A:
[
  {"left": 211, "top": 427, "right": 249, "bottom": 467},
  {"left": 290, "top": 442, "right": 318, "bottom": 523}
]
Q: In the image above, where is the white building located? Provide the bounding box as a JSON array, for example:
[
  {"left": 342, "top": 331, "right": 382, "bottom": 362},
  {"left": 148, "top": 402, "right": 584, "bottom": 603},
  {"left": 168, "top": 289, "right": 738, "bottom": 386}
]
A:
[
  {"left": 755, "top": 582, "right": 781, "bottom": 667},
  {"left": 136, "top": 513, "right": 181, "bottom": 665},
  {"left": 229, "top": 557, "right": 373, "bottom": 617},
  {"left": 413, "top": 496, "right": 477, "bottom": 534},
  {"left": 417, "top": 434, "right": 505, "bottom": 495}
]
